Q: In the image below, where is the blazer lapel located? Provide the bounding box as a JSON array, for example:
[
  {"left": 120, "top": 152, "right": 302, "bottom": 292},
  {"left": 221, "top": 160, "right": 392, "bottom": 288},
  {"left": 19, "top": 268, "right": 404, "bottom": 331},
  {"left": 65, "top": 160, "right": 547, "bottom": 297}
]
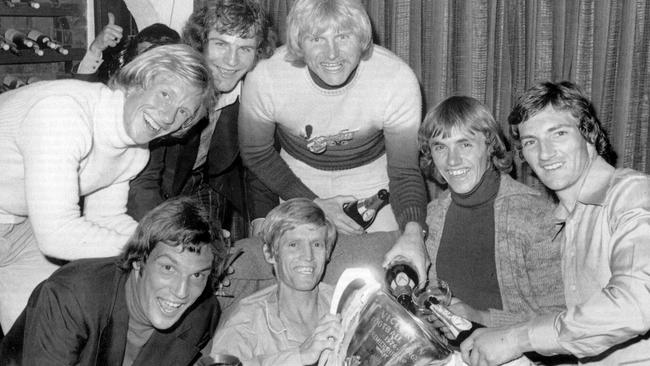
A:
[
  {"left": 207, "top": 102, "right": 239, "bottom": 177},
  {"left": 96, "top": 270, "right": 129, "bottom": 366}
]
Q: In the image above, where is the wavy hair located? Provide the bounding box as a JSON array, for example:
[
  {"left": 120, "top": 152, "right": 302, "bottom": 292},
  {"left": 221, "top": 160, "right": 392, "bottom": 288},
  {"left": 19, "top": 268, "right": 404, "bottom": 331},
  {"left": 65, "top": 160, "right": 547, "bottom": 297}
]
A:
[
  {"left": 183, "top": 0, "right": 276, "bottom": 60},
  {"left": 418, "top": 96, "right": 513, "bottom": 184},
  {"left": 508, "top": 81, "right": 616, "bottom": 165},
  {"left": 117, "top": 196, "right": 226, "bottom": 291},
  {"left": 285, "top": 0, "right": 373, "bottom": 65}
]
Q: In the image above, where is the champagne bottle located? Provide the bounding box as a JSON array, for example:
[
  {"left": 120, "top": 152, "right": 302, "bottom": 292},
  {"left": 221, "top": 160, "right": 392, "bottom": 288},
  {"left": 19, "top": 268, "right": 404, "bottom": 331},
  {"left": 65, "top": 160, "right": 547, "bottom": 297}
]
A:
[
  {"left": 342, "top": 189, "right": 390, "bottom": 229},
  {"left": 385, "top": 261, "right": 418, "bottom": 314},
  {"left": 4, "top": 29, "right": 43, "bottom": 55}
]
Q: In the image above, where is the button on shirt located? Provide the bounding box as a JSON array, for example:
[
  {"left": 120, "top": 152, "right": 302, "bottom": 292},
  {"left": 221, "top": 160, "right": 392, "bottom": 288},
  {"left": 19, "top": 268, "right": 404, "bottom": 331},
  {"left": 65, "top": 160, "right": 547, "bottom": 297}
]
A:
[{"left": 528, "top": 156, "right": 650, "bottom": 365}]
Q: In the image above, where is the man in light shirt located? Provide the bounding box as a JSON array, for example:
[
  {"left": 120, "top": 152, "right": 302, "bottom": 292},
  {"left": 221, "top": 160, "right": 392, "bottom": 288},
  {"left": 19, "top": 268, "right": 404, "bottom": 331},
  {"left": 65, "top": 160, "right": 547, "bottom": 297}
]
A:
[{"left": 461, "top": 81, "right": 650, "bottom": 366}]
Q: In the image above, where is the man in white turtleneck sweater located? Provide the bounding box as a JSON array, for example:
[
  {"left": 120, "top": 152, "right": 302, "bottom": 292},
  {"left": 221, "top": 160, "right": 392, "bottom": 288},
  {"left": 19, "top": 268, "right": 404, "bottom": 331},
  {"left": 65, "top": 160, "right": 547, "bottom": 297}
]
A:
[{"left": 0, "top": 44, "right": 210, "bottom": 332}]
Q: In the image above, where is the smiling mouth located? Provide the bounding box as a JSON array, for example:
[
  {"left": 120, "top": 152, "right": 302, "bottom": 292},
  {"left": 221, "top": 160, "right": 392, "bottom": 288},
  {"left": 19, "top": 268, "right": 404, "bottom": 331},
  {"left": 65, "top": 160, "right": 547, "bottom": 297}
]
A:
[
  {"left": 157, "top": 298, "right": 184, "bottom": 314},
  {"left": 320, "top": 62, "right": 344, "bottom": 73},
  {"left": 143, "top": 113, "right": 161, "bottom": 132},
  {"left": 541, "top": 162, "right": 564, "bottom": 171},
  {"left": 294, "top": 266, "right": 314, "bottom": 275},
  {"left": 447, "top": 168, "right": 470, "bottom": 177},
  {"left": 216, "top": 66, "right": 239, "bottom": 77}
]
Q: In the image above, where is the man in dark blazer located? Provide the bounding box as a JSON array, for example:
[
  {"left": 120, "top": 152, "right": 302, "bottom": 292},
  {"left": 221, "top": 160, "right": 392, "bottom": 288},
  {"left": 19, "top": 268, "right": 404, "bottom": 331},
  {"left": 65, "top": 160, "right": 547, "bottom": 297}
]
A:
[
  {"left": 0, "top": 197, "right": 225, "bottom": 366},
  {"left": 127, "top": 0, "right": 277, "bottom": 241}
]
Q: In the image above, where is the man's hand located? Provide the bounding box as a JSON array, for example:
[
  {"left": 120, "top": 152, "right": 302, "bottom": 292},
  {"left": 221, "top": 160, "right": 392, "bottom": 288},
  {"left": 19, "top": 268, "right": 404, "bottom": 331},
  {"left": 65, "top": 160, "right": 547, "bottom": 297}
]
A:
[
  {"left": 300, "top": 313, "right": 343, "bottom": 365},
  {"left": 427, "top": 297, "right": 487, "bottom": 340},
  {"left": 448, "top": 300, "right": 489, "bottom": 325},
  {"left": 382, "top": 222, "right": 429, "bottom": 283},
  {"left": 314, "top": 196, "right": 364, "bottom": 235},
  {"left": 89, "top": 13, "right": 123, "bottom": 55},
  {"left": 460, "top": 324, "right": 530, "bottom": 366}
]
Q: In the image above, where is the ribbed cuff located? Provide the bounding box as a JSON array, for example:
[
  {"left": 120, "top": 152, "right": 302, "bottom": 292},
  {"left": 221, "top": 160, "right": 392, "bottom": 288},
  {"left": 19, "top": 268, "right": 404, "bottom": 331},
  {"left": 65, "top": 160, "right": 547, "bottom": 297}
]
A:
[{"left": 396, "top": 205, "right": 427, "bottom": 231}]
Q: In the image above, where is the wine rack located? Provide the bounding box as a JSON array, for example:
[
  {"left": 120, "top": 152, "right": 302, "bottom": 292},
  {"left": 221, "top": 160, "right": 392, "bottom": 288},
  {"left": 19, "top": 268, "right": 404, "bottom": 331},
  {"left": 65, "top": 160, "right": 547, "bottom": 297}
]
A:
[{"left": 0, "top": 1, "right": 86, "bottom": 74}]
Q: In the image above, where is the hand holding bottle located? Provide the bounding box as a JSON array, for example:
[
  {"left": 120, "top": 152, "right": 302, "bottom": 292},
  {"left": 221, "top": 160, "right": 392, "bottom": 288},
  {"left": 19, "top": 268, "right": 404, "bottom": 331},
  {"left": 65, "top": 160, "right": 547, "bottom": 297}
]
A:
[{"left": 314, "top": 196, "right": 364, "bottom": 235}]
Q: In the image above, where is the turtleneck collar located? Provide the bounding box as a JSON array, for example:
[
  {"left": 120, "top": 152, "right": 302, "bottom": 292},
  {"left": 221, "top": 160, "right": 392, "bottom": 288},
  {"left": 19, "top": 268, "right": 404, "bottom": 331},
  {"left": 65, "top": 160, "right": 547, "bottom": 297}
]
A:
[
  {"left": 95, "top": 87, "right": 138, "bottom": 149},
  {"left": 450, "top": 168, "right": 501, "bottom": 208},
  {"left": 125, "top": 270, "right": 153, "bottom": 330}
]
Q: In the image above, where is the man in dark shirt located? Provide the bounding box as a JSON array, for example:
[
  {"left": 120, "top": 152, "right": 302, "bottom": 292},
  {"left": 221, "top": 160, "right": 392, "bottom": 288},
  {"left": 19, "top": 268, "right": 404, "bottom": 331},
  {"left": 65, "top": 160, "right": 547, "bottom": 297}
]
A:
[
  {"left": 0, "top": 197, "right": 225, "bottom": 366},
  {"left": 127, "top": 0, "right": 277, "bottom": 241}
]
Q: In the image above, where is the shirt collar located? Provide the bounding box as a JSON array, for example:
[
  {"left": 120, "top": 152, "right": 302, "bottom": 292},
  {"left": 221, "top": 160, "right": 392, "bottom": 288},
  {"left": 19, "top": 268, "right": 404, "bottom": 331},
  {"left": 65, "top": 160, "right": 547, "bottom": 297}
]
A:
[
  {"left": 263, "top": 283, "right": 331, "bottom": 338},
  {"left": 213, "top": 81, "right": 241, "bottom": 111},
  {"left": 553, "top": 155, "right": 615, "bottom": 221}
]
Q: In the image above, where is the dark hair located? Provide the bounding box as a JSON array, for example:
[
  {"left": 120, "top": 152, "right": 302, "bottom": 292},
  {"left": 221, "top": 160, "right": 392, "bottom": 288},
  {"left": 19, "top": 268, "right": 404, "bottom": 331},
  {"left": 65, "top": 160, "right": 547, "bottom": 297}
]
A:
[
  {"left": 418, "top": 95, "right": 512, "bottom": 184},
  {"left": 183, "top": 0, "right": 276, "bottom": 60},
  {"left": 508, "top": 81, "right": 616, "bottom": 164},
  {"left": 99, "top": 23, "right": 181, "bottom": 82},
  {"left": 117, "top": 196, "right": 226, "bottom": 291}
]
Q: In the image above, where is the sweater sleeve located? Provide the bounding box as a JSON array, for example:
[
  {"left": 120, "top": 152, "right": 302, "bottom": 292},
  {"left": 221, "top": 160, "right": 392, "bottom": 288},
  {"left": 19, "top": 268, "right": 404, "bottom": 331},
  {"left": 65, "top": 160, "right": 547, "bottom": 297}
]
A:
[
  {"left": 19, "top": 97, "right": 134, "bottom": 260},
  {"left": 382, "top": 63, "right": 427, "bottom": 229},
  {"left": 238, "top": 65, "right": 318, "bottom": 205}
]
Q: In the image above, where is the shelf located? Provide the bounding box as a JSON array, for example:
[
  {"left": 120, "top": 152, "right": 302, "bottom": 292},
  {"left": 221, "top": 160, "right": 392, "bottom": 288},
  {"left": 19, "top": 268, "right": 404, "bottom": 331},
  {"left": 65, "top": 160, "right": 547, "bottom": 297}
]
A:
[
  {"left": 0, "top": 2, "right": 80, "bottom": 17},
  {"left": 0, "top": 47, "right": 83, "bottom": 64}
]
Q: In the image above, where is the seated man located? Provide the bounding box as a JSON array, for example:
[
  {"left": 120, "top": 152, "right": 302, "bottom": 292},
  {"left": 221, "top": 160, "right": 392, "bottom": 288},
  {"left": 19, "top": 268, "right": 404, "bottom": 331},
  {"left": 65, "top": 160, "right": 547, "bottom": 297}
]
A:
[
  {"left": 210, "top": 198, "right": 343, "bottom": 365},
  {"left": 419, "top": 96, "right": 565, "bottom": 329},
  {"left": 0, "top": 197, "right": 224, "bottom": 366},
  {"left": 461, "top": 81, "right": 650, "bottom": 365}
]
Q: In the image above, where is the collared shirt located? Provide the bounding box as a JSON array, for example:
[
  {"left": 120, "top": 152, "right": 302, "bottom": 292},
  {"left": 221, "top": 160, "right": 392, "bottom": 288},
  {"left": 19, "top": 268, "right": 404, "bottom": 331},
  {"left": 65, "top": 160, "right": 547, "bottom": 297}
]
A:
[
  {"left": 210, "top": 283, "right": 333, "bottom": 366},
  {"left": 528, "top": 156, "right": 650, "bottom": 365},
  {"left": 192, "top": 82, "right": 241, "bottom": 170}
]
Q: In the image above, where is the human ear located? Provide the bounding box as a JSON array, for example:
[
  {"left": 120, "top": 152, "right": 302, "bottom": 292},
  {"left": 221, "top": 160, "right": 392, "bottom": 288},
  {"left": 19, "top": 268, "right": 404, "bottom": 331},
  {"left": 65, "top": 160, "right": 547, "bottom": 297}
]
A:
[{"left": 263, "top": 244, "right": 275, "bottom": 265}]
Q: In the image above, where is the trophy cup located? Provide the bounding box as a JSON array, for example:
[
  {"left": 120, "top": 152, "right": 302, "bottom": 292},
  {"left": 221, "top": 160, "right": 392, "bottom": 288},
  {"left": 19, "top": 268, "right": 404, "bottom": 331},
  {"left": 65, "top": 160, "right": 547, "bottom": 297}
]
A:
[{"left": 328, "top": 268, "right": 454, "bottom": 366}]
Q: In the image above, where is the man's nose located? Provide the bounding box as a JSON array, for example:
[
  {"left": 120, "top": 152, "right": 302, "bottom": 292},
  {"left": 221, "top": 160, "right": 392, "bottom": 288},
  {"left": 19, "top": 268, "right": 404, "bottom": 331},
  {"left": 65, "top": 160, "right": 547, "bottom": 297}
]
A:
[
  {"left": 326, "top": 39, "right": 339, "bottom": 59},
  {"left": 539, "top": 139, "right": 556, "bottom": 160},
  {"left": 300, "top": 243, "right": 314, "bottom": 260},
  {"left": 172, "top": 276, "right": 190, "bottom": 299},
  {"left": 224, "top": 46, "right": 239, "bottom": 66},
  {"left": 447, "top": 147, "right": 461, "bottom": 165}
]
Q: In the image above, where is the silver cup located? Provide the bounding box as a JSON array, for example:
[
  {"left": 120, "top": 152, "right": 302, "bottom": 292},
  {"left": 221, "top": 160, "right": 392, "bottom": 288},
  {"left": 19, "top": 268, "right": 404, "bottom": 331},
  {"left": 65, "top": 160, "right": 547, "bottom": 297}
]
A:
[{"left": 331, "top": 268, "right": 453, "bottom": 366}]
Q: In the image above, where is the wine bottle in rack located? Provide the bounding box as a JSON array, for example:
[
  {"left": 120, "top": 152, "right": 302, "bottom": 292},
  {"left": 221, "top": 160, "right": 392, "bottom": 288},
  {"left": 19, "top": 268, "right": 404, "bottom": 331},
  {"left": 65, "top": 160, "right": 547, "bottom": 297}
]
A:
[
  {"left": 4, "top": 29, "right": 43, "bottom": 56},
  {"left": 27, "top": 30, "right": 55, "bottom": 49},
  {"left": 0, "top": 36, "right": 11, "bottom": 51},
  {"left": 4, "top": 0, "right": 40, "bottom": 8},
  {"left": 3, "top": 75, "right": 27, "bottom": 90},
  {"left": 0, "top": 36, "right": 19, "bottom": 55},
  {"left": 50, "top": 42, "right": 69, "bottom": 55}
]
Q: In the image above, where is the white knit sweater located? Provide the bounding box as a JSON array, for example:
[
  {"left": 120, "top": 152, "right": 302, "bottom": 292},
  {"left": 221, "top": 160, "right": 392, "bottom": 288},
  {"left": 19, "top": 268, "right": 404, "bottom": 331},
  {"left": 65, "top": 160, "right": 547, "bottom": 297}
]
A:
[{"left": 0, "top": 80, "right": 149, "bottom": 260}]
